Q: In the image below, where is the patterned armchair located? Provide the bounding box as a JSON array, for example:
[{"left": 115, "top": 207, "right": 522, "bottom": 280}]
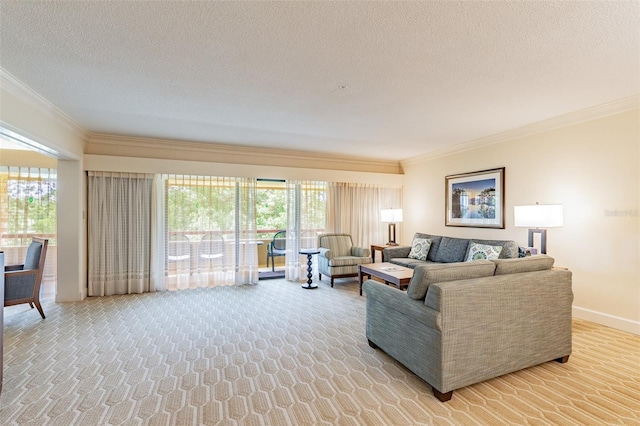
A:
[
  {"left": 4, "top": 237, "right": 49, "bottom": 319},
  {"left": 317, "top": 234, "right": 372, "bottom": 286}
]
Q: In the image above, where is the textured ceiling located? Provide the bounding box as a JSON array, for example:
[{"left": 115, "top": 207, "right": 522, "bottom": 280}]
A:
[{"left": 0, "top": 1, "right": 638, "bottom": 161}]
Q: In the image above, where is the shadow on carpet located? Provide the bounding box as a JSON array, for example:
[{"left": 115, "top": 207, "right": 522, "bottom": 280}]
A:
[{"left": 259, "top": 270, "right": 285, "bottom": 280}]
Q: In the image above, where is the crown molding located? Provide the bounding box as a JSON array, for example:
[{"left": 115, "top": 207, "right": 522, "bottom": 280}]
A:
[
  {"left": 87, "top": 133, "right": 404, "bottom": 174},
  {"left": 402, "top": 95, "right": 640, "bottom": 166},
  {"left": 0, "top": 68, "right": 88, "bottom": 143}
]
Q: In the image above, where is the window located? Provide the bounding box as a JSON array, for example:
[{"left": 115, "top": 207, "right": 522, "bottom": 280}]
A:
[{"left": 0, "top": 166, "right": 57, "bottom": 296}]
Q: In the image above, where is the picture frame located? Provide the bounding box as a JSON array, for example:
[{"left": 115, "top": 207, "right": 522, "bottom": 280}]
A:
[{"left": 445, "top": 167, "right": 505, "bottom": 229}]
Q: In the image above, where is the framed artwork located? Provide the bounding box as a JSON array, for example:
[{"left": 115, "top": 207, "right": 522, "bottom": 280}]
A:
[{"left": 445, "top": 167, "right": 505, "bottom": 228}]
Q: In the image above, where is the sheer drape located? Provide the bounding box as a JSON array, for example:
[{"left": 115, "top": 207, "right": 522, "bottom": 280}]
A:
[
  {"left": 87, "top": 172, "right": 154, "bottom": 296},
  {"left": 164, "top": 175, "right": 258, "bottom": 290},
  {"left": 0, "top": 166, "right": 57, "bottom": 292},
  {"left": 285, "top": 180, "right": 327, "bottom": 281},
  {"left": 326, "top": 182, "right": 402, "bottom": 247}
]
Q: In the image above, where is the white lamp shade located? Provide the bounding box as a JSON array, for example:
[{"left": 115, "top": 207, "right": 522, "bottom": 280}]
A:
[
  {"left": 514, "top": 204, "right": 563, "bottom": 228},
  {"left": 381, "top": 208, "right": 403, "bottom": 223}
]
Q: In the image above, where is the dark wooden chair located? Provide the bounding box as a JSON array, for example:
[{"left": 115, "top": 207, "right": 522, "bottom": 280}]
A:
[{"left": 4, "top": 237, "right": 49, "bottom": 319}]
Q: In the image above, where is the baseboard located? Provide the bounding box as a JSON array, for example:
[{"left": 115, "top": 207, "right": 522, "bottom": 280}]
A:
[{"left": 573, "top": 306, "right": 640, "bottom": 335}]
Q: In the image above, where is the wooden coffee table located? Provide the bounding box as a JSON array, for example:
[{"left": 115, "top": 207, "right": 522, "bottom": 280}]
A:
[{"left": 359, "top": 262, "right": 413, "bottom": 296}]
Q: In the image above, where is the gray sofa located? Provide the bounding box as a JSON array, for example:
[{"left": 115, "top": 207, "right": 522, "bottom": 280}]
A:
[
  {"left": 362, "top": 255, "right": 573, "bottom": 401},
  {"left": 383, "top": 233, "right": 520, "bottom": 268}
]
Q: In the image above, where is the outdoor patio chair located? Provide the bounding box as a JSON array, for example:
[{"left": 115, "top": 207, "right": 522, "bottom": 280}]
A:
[
  {"left": 198, "top": 232, "right": 225, "bottom": 272},
  {"left": 266, "top": 230, "right": 286, "bottom": 271}
]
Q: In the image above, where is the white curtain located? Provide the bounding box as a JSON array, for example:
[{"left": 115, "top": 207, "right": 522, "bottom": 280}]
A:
[
  {"left": 0, "top": 166, "right": 57, "bottom": 291},
  {"left": 164, "top": 175, "right": 258, "bottom": 290},
  {"left": 326, "top": 182, "right": 402, "bottom": 248},
  {"left": 150, "top": 175, "right": 165, "bottom": 291},
  {"left": 87, "top": 172, "right": 155, "bottom": 296},
  {"left": 234, "top": 178, "right": 259, "bottom": 284},
  {"left": 285, "top": 180, "right": 327, "bottom": 281}
]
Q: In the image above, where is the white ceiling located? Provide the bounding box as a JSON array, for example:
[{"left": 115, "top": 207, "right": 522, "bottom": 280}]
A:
[{"left": 1, "top": 1, "right": 638, "bottom": 162}]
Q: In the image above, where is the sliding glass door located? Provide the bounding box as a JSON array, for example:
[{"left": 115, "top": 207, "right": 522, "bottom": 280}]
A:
[{"left": 164, "top": 175, "right": 258, "bottom": 290}]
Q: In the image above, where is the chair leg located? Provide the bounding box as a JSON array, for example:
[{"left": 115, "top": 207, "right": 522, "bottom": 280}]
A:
[
  {"left": 33, "top": 300, "right": 46, "bottom": 319},
  {"left": 29, "top": 302, "right": 34, "bottom": 308},
  {"left": 331, "top": 277, "right": 334, "bottom": 287}
]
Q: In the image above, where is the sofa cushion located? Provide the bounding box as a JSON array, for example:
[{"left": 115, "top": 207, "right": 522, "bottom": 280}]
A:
[
  {"left": 390, "top": 258, "right": 432, "bottom": 269},
  {"left": 406, "top": 260, "right": 496, "bottom": 300},
  {"left": 413, "top": 233, "right": 443, "bottom": 262},
  {"left": 433, "top": 237, "right": 470, "bottom": 263},
  {"left": 492, "top": 255, "right": 555, "bottom": 275},
  {"left": 465, "top": 242, "right": 502, "bottom": 261},
  {"left": 408, "top": 237, "right": 432, "bottom": 261}
]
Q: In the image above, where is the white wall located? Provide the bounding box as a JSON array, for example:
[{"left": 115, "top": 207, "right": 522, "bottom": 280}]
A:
[
  {"left": 402, "top": 109, "right": 640, "bottom": 334},
  {"left": 1, "top": 74, "right": 87, "bottom": 303}
]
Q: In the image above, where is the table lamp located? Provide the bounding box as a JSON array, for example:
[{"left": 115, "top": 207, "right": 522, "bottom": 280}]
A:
[
  {"left": 514, "top": 203, "right": 563, "bottom": 254},
  {"left": 381, "top": 208, "right": 403, "bottom": 246}
]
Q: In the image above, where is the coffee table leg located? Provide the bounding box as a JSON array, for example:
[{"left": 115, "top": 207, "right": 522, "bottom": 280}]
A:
[{"left": 301, "top": 253, "right": 318, "bottom": 290}]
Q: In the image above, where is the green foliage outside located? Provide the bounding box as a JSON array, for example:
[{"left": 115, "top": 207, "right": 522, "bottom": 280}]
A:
[
  {"left": 256, "top": 188, "right": 287, "bottom": 238},
  {"left": 4, "top": 179, "right": 57, "bottom": 246},
  {"left": 166, "top": 181, "right": 325, "bottom": 239},
  {"left": 166, "top": 185, "right": 235, "bottom": 234}
]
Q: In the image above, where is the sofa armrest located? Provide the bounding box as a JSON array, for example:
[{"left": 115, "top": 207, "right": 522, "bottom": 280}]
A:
[
  {"left": 351, "top": 246, "right": 371, "bottom": 257},
  {"left": 383, "top": 246, "right": 411, "bottom": 259},
  {"left": 318, "top": 247, "right": 333, "bottom": 260},
  {"left": 363, "top": 280, "right": 440, "bottom": 330}
]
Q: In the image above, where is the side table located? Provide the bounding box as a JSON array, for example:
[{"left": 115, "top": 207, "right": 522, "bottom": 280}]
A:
[
  {"left": 299, "top": 249, "right": 320, "bottom": 289},
  {"left": 370, "top": 243, "right": 409, "bottom": 263}
]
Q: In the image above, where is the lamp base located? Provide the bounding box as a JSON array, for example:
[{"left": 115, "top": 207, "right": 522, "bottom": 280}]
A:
[
  {"left": 528, "top": 228, "right": 548, "bottom": 254},
  {"left": 386, "top": 223, "right": 398, "bottom": 246}
]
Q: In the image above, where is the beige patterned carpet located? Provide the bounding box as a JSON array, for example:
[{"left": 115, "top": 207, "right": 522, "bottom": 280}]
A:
[{"left": 1, "top": 278, "right": 639, "bottom": 425}]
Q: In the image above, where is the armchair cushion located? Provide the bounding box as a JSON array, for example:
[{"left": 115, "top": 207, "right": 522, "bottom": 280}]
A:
[
  {"left": 327, "top": 256, "right": 374, "bottom": 267},
  {"left": 24, "top": 241, "right": 43, "bottom": 269},
  {"left": 320, "top": 234, "right": 354, "bottom": 257}
]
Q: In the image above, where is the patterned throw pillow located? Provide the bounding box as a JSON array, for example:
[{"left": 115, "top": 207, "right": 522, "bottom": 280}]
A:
[
  {"left": 465, "top": 242, "right": 503, "bottom": 261},
  {"left": 408, "top": 238, "right": 432, "bottom": 261}
]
